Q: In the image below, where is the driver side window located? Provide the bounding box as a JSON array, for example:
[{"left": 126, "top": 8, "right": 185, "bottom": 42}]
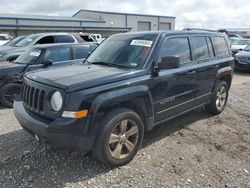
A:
[
  {"left": 43, "top": 47, "right": 72, "bottom": 62},
  {"left": 158, "top": 37, "right": 191, "bottom": 65},
  {"left": 36, "top": 36, "right": 54, "bottom": 44}
]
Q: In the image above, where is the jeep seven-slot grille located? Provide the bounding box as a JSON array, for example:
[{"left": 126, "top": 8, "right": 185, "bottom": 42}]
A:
[{"left": 23, "top": 82, "right": 45, "bottom": 112}]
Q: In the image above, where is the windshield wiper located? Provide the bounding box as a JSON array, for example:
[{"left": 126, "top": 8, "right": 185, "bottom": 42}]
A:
[
  {"left": 91, "top": 61, "right": 114, "bottom": 67},
  {"left": 12, "top": 61, "right": 20, "bottom": 64}
]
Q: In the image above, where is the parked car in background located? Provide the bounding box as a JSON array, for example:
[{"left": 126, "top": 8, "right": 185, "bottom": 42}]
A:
[
  {"left": 75, "top": 33, "right": 97, "bottom": 43},
  {"left": 234, "top": 45, "right": 250, "bottom": 71},
  {"left": 2, "top": 36, "right": 26, "bottom": 47},
  {"left": 0, "top": 43, "right": 97, "bottom": 107},
  {"left": 230, "top": 38, "right": 250, "bottom": 54},
  {"left": 14, "top": 31, "right": 233, "bottom": 166},
  {"left": 0, "top": 33, "right": 82, "bottom": 62},
  {"left": 90, "top": 34, "right": 105, "bottom": 44},
  {"left": 228, "top": 33, "right": 243, "bottom": 39},
  {"left": 0, "top": 34, "right": 13, "bottom": 45}
]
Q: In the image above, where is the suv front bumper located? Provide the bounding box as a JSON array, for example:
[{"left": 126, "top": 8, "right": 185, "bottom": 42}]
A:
[{"left": 14, "top": 100, "right": 95, "bottom": 151}]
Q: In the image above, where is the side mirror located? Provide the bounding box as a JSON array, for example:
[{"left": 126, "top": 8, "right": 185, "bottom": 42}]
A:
[
  {"left": 157, "top": 56, "right": 180, "bottom": 70},
  {"left": 42, "top": 59, "right": 53, "bottom": 68}
]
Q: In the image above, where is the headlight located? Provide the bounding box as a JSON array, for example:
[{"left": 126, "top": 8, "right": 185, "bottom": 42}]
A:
[{"left": 50, "top": 91, "right": 63, "bottom": 111}]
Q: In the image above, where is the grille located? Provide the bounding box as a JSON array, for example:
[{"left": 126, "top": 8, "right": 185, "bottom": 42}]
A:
[{"left": 23, "top": 82, "right": 45, "bottom": 112}]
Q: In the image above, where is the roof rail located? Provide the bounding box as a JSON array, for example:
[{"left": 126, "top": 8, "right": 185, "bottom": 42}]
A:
[
  {"left": 183, "top": 28, "right": 219, "bottom": 32},
  {"left": 183, "top": 28, "right": 230, "bottom": 37}
]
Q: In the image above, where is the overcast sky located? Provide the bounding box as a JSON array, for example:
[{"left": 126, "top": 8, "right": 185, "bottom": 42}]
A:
[{"left": 0, "top": 0, "right": 249, "bottom": 29}]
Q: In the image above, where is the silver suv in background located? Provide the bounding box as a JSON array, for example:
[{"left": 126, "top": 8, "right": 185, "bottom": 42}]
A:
[{"left": 0, "top": 33, "right": 81, "bottom": 62}]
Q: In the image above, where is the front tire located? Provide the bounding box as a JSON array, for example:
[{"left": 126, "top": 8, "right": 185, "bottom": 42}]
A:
[
  {"left": 206, "top": 81, "right": 229, "bottom": 115},
  {"left": 0, "top": 83, "right": 22, "bottom": 108},
  {"left": 93, "top": 108, "right": 144, "bottom": 167}
]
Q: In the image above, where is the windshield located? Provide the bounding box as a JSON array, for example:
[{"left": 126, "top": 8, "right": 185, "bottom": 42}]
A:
[
  {"left": 14, "top": 48, "right": 42, "bottom": 64},
  {"left": 5, "top": 36, "right": 26, "bottom": 46},
  {"left": 14, "top": 35, "right": 39, "bottom": 47},
  {"left": 244, "top": 45, "right": 250, "bottom": 51},
  {"left": 231, "top": 39, "right": 250, "bottom": 45},
  {"left": 87, "top": 34, "right": 157, "bottom": 69}
]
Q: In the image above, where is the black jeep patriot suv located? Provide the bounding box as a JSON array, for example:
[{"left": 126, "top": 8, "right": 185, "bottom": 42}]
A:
[{"left": 14, "top": 31, "right": 234, "bottom": 166}]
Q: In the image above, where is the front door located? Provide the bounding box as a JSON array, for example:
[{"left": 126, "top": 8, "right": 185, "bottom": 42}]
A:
[{"left": 151, "top": 36, "right": 199, "bottom": 123}]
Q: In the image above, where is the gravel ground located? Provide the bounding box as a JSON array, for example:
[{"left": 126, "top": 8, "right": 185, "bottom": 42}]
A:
[{"left": 0, "top": 72, "right": 250, "bottom": 188}]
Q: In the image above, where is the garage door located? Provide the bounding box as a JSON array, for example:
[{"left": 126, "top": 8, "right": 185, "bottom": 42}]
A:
[
  {"left": 138, "top": 21, "right": 151, "bottom": 31},
  {"left": 159, "top": 22, "right": 171, "bottom": 30}
]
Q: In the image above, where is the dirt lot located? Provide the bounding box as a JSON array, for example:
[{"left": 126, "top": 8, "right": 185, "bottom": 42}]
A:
[{"left": 0, "top": 72, "right": 249, "bottom": 188}]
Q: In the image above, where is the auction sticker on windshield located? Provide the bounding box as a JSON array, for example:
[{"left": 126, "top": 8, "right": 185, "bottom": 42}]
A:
[
  {"left": 130, "top": 40, "right": 153, "bottom": 47},
  {"left": 29, "top": 51, "right": 41, "bottom": 57}
]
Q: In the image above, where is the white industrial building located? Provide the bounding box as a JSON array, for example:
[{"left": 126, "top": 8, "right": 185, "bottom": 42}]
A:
[
  {"left": 0, "top": 9, "right": 175, "bottom": 37},
  {"left": 226, "top": 28, "right": 250, "bottom": 38}
]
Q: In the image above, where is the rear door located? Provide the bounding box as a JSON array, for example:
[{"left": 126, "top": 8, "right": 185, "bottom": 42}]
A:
[
  {"left": 152, "top": 36, "right": 200, "bottom": 123},
  {"left": 190, "top": 35, "right": 217, "bottom": 104},
  {"left": 190, "top": 35, "right": 231, "bottom": 105}
]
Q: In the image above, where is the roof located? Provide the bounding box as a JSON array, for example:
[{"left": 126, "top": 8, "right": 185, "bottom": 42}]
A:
[
  {"left": 31, "top": 43, "right": 94, "bottom": 49},
  {"left": 72, "top": 9, "right": 176, "bottom": 19},
  {"left": 113, "top": 30, "right": 225, "bottom": 36},
  {"left": 28, "top": 32, "right": 75, "bottom": 37}
]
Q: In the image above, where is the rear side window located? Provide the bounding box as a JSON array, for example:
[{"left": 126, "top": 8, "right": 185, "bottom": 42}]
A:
[
  {"left": 214, "top": 36, "right": 230, "bottom": 57},
  {"left": 192, "top": 36, "right": 210, "bottom": 61},
  {"left": 79, "top": 35, "right": 95, "bottom": 42},
  {"left": 74, "top": 46, "right": 89, "bottom": 59},
  {"left": 44, "top": 47, "right": 72, "bottom": 62},
  {"left": 56, "top": 35, "right": 75, "bottom": 43},
  {"left": 159, "top": 37, "right": 191, "bottom": 65}
]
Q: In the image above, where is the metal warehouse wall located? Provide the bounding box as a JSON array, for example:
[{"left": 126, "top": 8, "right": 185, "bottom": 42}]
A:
[
  {"left": 0, "top": 10, "right": 175, "bottom": 38},
  {"left": 73, "top": 10, "right": 175, "bottom": 32}
]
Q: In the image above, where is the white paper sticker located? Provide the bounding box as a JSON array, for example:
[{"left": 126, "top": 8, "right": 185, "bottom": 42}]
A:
[
  {"left": 130, "top": 40, "right": 153, "bottom": 47},
  {"left": 30, "top": 51, "right": 41, "bottom": 57}
]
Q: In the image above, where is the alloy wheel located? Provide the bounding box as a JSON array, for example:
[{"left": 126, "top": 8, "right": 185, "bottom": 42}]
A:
[
  {"left": 216, "top": 85, "right": 227, "bottom": 111},
  {"left": 108, "top": 119, "right": 139, "bottom": 160}
]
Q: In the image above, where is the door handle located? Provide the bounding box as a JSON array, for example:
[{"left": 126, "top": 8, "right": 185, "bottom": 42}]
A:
[
  {"left": 186, "top": 70, "right": 196, "bottom": 75},
  {"left": 212, "top": 64, "right": 219, "bottom": 68},
  {"left": 175, "top": 70, "right": 196, "bottom": 76}
]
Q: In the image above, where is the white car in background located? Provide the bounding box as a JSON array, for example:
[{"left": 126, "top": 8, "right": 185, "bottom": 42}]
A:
[
  {"left": 0, "top": 34, "right": 12, "bottom": 45},
  {"left": 90, "top": 34, "right": 105, "bottom": 44},
  {"left": 231, "top": 38, "right": 250, "bottom": 54},
  {"left": 0, "top": 34, "right": 12, "bottom": 44}
]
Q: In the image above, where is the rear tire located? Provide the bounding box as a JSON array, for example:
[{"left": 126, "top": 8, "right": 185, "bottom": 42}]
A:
[
  {"left": 93, "top": 108, "right": 144, "bottom": 167},
  {"left": 0, "top": 83, "right": 22, "bottom": 108},
  {"left": 205, "top": 81, "right": 229, "bottom": 115}
]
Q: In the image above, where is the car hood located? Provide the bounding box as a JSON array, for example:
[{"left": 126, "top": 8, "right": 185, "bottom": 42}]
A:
[
  {"left": 231, "top": 45, "right": 247, "bottom": 51},
  {"left": 0, "top": 46, "right": 25, "bottom": 53},
  {"left": 235, "top": 50, "right": 250, "bottom": 57},
  {"left": 25, "top": 64, "right": 146, "bottom": 92},
  {"left": 0, "top": 61, "right": 25, "bottom": 78}
]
